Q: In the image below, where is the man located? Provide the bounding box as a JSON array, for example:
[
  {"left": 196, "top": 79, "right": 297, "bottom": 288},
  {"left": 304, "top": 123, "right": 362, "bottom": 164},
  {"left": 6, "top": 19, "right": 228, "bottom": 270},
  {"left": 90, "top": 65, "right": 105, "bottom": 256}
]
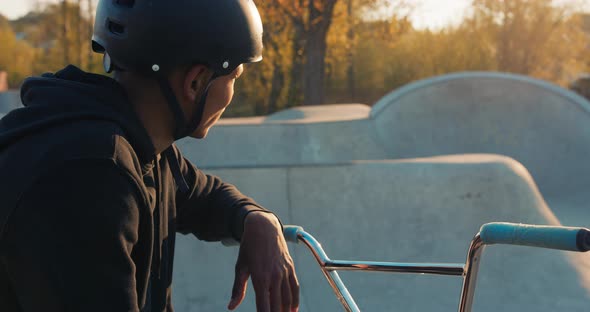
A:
[{"left": 0, "top": 0, "right": 299, "bottom": 311}]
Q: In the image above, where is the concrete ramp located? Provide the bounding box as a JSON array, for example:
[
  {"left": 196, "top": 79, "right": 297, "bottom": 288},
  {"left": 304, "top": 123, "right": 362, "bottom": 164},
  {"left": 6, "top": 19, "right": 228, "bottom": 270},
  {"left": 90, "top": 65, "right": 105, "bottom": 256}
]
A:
[
  {"left": 177, "top": 104, "right": 387, "bottom": 167},
  {"left": 182, "top": 72, "right": 590, "bottom": 202},
  {"left": 173, "top": 72, "right": 590, "bottom": 310},
  {"left": 173, "top": 155, "right": 590, "bottom": 311},
  {"left": 179, "top": 72, "right": 590, "bottom": 226},
  {"left": 265, "top": 104, "right": 370, "bottom": 122},
  {"left": 371, "top": 72, "right": 590, "bottom": 199}
]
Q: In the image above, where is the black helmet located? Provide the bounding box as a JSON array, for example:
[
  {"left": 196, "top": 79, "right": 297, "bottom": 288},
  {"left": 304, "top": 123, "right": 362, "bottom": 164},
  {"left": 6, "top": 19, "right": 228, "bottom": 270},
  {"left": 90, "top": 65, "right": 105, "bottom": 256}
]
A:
[
  {"left": 92, "top": 0, "right": 263, "bottom": 75},
  {"left": 91, "top": 0, "right": 264, "bottom": 141}
]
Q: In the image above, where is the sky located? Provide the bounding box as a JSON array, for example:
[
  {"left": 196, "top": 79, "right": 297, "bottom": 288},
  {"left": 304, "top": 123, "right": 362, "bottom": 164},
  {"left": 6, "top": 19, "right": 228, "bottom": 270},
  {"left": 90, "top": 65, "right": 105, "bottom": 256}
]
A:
[{"left": 0, "top": 0, "right": 589, "bottom": 30}]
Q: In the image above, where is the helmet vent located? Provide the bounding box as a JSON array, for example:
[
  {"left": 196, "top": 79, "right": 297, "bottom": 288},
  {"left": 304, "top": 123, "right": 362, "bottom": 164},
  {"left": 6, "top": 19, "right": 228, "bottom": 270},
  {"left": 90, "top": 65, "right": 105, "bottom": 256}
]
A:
[
  {"left": 115, "top": 0, "right": 135, "bottom": 8},
  {"left": 108, "top": 20, "right": 126, "bottom": 35}
]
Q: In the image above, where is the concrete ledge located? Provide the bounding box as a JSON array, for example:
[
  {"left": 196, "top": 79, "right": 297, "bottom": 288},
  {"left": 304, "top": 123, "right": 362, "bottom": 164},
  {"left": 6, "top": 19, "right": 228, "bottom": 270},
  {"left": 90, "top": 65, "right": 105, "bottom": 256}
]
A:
[
  {"left": 264, "top": 104, "right": 370, "bottom": 123},
  {"left": 371, "top": 71, "right": 590, "bottom": 118},
  {"left": 177, "top": 117, "right": 388, "bottom": 168},
  {"left": 371, "top": 72, "right": 590, "bottom": 198}
]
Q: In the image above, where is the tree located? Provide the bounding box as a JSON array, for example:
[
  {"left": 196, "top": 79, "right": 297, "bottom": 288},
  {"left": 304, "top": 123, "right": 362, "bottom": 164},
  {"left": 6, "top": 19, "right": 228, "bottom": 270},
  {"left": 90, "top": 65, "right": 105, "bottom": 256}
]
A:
[
  {"left": 274, "top": 0, "right": 412, "bottom": 105},
  {"left": 62, "top": 0, "right": 70, "bottom": 64},
  {"left": 11, "top": 1, "right": 103, "bottom": 74},
  {"left": 0, "top": 16, "right": 36, "bottom": 88},
  {"left": 87, "top": 0, "right": 96, "bottom": 72},
  {"left": 324, "top": 0, "right": 412, "bottom": 104},
  {"left": 471, "top": 0, "right": 587, "bottom": 84},
  {"left": 346, "top": 0, "right": 355, "bottom": 101},
  {"left": 276, "top": 0, "right": 339, "bottom": 105}
]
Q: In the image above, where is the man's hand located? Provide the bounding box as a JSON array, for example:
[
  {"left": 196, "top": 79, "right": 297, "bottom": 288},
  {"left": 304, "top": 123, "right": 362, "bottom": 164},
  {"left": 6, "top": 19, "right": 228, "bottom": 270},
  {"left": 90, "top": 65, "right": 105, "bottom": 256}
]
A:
[{"left": 228, "top": 211, "right": 299, "bottom": 312}]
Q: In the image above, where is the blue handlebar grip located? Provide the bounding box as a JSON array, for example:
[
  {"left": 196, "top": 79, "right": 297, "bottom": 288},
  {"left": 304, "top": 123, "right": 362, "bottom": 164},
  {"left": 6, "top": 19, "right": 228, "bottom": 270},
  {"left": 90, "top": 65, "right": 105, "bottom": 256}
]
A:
[
  {"left": 283, "top": 225, "right": 303, "bottom": 244},
  {"left": 480, "top": 222, "right": 590, "bottom": 252},
  {"left": 222, "top": 225, "right": 304, "bottom": 246},
  {"left": 579, "top": 229, "right": 590, "bottom": 252}
]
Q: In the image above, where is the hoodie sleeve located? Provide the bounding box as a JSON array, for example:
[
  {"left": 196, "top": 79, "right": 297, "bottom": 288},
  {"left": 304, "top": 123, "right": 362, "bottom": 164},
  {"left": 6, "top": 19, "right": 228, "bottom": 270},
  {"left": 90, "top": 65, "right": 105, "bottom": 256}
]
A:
[
  {"left": 1, "top": 159, "right": 146, "bottom": 312},
  {"left": 173, "top": 148, "right": 279, "bottom": 242}
]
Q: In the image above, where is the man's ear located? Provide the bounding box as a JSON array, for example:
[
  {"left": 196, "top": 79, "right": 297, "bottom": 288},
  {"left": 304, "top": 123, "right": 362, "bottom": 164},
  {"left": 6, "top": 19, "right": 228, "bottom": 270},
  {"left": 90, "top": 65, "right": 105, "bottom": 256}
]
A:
[{"left": 182, "top": 64, "right": 211, "bottom": 102}]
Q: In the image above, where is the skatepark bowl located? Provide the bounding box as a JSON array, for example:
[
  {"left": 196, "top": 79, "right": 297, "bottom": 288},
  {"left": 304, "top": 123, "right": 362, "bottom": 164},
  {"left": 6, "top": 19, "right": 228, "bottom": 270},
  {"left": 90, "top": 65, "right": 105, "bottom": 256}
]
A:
[{"left": 1, "top": 71, "right": 589, "bottom": 311}]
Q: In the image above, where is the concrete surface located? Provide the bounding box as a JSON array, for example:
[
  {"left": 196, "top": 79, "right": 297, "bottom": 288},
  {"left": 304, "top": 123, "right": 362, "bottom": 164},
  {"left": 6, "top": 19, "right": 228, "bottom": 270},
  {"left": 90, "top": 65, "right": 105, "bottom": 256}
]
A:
[
  {"left": 173, "top": 72, "right": 590, "bottom": 311},
  {"left": 177, "top": 72, "right": 590, "bottom": 226},
  {"left": 177, "top": 107, "right": 387, "bottom": 168},
  {"left": 371, "top": 72, "right": 590, "bottom": 202},
  {"left": 173, "top": 155, "right": 590, "bottom": 311},
  {"left": 0, "top": 91, "right": 20, "bottom": 115}
]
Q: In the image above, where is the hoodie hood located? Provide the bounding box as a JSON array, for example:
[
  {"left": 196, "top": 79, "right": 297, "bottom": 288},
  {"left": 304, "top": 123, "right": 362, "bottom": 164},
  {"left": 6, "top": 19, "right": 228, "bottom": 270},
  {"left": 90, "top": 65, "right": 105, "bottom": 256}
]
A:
[{"left": 0, "top": 65, "right": 155, "bottom": 163}]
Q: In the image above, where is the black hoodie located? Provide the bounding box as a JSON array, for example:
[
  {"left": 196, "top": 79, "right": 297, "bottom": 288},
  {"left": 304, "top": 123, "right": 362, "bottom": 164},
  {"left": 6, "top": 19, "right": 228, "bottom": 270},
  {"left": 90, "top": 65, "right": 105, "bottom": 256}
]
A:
[{"left": 0, "top": 66, "right": 269, "bottom": 311}]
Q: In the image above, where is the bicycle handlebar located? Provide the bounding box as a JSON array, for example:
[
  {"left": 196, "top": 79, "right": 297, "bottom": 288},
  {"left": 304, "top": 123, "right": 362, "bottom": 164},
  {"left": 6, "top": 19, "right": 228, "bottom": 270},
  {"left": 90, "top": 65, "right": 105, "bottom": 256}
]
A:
[
  {"left": 479, "top": 222, "right": 590, "bottom": 252},
  {"left": 221, "top": 225, "right": 304, "bottom": 247},
  {"left": 283, "top": 225, "right": 304, "bottom": 244},
  {"left": 226, "top": 223, "right": 590, "bottom": 253}
]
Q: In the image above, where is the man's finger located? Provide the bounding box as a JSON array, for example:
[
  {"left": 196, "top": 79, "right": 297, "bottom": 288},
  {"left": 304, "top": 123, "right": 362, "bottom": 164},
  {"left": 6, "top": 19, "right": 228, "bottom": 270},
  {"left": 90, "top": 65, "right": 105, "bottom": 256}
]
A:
[
  {"left": 289, "top": 271, "right": 300, "bottom": 312},
  {"left": 281, "top": 274, "right": 292, "bottom": 312},
  {"left": 253, "top": 278, "right": 271, "bottom": 312},
  {"left": 228, "top": 263, "right": 249, "bottom": 310},
  {"left": 270, "top": 282, "right": 282, "bottom": 312}
]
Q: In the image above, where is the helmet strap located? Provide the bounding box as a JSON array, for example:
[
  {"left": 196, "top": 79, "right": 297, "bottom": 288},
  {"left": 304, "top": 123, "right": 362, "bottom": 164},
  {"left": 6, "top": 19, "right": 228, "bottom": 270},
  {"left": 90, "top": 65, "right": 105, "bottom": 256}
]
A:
[
  {"left": 156, "top": 75, "right": 216, "bottom": 140},
  {"left": 156, "top": 76, "right": 186, "bottom": 140},
  {"left": 184, "top": 82, "right": 212, "bottom": 138}
]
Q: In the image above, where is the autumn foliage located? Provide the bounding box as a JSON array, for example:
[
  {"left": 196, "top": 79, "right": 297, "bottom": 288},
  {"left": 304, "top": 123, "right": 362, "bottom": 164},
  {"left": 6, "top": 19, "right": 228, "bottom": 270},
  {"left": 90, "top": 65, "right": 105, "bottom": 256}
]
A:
[{"left": 0, "top": 0, "right": 589, "bottom": 117}]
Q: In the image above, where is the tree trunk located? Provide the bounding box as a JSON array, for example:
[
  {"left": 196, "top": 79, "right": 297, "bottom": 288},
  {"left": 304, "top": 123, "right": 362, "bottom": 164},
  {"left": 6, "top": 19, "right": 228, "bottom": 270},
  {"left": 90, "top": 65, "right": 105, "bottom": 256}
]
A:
[
  {"left": 498, "top": 0, "right": 513, "bottom": 72},
  {"left": 302, "top": 0, "right": 337, "bottom": 105},
  {"left": 265, "top": 32, "right": 286, "bottom": 114},
  {"left": 346, "top": 0, "right": 355, "bottom": 102},
  {"left": 62, "top": 0, "right": 70, "bottom": 65},
  {"left": 303, "top": 27, "right": 329, "bottom": 105},
  {"left": 268, "top": 62, "right": 286, "bottom": 113},
  {"left": 287, "top": 22, "right": 305, "bottom": 107},
  {"left": 87, "top": 0, "right": 95, "bottom": 71},
  {"left": 76, "top": 0, "right": 83, "bottom": 67}
]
